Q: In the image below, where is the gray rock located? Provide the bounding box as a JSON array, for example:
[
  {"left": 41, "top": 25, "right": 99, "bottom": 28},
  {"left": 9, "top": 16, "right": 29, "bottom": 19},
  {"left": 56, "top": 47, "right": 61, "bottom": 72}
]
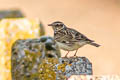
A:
[
  {"left": 11, "top": 36, "right": 92, "bottom": 80},
  {"left": 11, "top": 36, "right": 61, "bottom": 80},
  {"left": 55, "top": 57, "right": 92, "bottom": 80}
]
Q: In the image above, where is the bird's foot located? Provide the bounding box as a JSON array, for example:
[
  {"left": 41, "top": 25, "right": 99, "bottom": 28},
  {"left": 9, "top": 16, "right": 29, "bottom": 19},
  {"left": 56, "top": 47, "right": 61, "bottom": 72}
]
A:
[
  {"left": 64, "top": 55, "right": 68, "bottom": 58},
  {"left": 73, "top": 54, "right": 78, "bottom": 57}
]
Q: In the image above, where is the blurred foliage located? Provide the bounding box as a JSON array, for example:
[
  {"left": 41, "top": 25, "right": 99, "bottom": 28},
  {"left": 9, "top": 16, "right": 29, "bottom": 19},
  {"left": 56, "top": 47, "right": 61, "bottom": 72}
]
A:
[
  {"left": 0, "top": 9, "right": 24, "bottom": 19},
  {"left": 39, "top": 22, "right": 45, "bottom": 36}
]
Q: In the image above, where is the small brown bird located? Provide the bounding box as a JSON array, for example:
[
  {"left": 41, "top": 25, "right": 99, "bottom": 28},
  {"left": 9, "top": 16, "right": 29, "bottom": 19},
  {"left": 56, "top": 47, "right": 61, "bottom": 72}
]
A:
[{"left": 48, "top": 21, "right": 100, "bottom": 57}]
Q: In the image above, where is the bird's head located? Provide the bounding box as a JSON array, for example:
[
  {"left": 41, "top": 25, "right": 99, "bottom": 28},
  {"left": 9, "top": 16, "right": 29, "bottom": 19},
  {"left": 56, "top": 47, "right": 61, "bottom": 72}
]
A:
[{"left": 48, "top": 21, "right": 66, "bottom": 31}]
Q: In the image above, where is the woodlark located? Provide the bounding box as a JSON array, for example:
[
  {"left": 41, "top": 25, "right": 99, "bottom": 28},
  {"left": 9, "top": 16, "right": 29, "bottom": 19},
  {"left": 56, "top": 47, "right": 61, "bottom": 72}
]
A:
[{"left": 48, "top": 21, "right": 100, "bottom": 57}]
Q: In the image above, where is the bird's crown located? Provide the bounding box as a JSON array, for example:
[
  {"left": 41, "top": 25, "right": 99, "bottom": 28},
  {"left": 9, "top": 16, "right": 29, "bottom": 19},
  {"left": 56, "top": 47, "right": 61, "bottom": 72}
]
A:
[
  {"left": 48, "top": 21, "right": 64, "bottom": 26},
  {"left": 48, "top": 21, "right": 66, "bottom": 31}
]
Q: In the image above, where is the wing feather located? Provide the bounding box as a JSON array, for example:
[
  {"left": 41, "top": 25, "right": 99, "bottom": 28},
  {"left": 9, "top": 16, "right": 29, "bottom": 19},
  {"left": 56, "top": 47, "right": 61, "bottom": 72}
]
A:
[{"left": 67, "top": 28, "right": 94, "bottom": 42}]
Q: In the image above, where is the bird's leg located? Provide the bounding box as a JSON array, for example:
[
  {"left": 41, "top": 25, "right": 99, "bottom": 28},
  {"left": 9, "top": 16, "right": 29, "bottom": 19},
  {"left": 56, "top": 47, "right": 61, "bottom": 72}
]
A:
[
  {"left": 74, "top": 49, "right": 78, "bottom": 56},
  {"left": 65, "top": 51, "right": 69, "bottom": 57}
]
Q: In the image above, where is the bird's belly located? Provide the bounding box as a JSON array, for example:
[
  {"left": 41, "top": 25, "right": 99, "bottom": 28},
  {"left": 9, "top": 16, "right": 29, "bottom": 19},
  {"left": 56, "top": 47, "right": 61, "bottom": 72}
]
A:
[{"left": 57, "top": 42, "right": 84, "bottom": 51}]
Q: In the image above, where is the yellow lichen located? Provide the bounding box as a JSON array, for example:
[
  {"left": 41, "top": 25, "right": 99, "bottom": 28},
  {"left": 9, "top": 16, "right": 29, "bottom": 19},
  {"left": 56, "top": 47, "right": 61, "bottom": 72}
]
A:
[
  {"left": 0, "top": 18, "right": 41, "bottom": 80},
  {"left": 57, "top": 62, "right": 68, "bottom": 73},
  {"left": 38, "top": 58, "right": 59, "bottom": 80}
]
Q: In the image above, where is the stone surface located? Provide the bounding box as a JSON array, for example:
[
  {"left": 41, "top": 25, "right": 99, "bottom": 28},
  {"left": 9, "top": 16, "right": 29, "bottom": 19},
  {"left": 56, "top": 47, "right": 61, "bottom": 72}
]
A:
[
  {"left": 11, "top": 37, "right": 92, "bottom": 80},
  {"left": 68, "top": 75, "right": 120, "bottom": 80},
  {"left": 56, "top": 57, "right": 92, "bottom": 78},
  {"left": 12, "top": 36, "right": 61, "bottom": 59},
  {"left": 11, "top": 36, "right": 61, "bottom": 80},
  {"left": 0, "top": 18, "right": 41, "bottom": 80}
]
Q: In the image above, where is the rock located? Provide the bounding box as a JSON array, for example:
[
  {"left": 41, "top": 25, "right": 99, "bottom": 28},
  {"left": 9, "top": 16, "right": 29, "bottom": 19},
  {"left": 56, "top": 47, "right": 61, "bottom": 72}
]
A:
[
  {"left": 11, "top": 36, "right": 61, "bottom": 80},
  {"left": 0, "top": 18, "right": 42, "bottom": 80},
  {"left": 11, "top": 38, "right": 92, "bottom": 80},
  {"left": 0, "top": 9, "right": 45, "bottom": 36},
  {"left": 56, "top": 57, "right": 92, "bottom": 79},
  {"left": 11, "top": 36, "right": 61, "bottom": 59},
  {"left": 38, "top": 57, "right": 92, "bottom": 80},
  {"left": 68, "top": 75, "right": 120, "bottom": 80}
]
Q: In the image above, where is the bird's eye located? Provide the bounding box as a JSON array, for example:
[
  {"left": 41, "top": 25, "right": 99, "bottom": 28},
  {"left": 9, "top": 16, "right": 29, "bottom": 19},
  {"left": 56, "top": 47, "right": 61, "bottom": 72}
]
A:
[
  {"left": 55, "top": 23, "right": 63, "bottom": 27},
  {"left": 56, "top": 24, "right": 59, "bottom": 26}
]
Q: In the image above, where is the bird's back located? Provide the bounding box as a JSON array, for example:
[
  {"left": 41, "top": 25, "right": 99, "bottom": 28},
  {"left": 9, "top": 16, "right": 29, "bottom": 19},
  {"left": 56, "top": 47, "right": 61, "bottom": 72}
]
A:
[{"left": 67, "top": 28, "right": 94, "bottom": 43}]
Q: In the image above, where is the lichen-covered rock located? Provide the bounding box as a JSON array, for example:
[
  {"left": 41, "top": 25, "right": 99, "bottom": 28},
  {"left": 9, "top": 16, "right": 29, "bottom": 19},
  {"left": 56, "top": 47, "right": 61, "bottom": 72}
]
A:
[
  {"left": 12, "top": 36, "right": 61, "bottom": 59},
  {"left": 0, "top": 18, "right": 42, "bottom": 80},
  {"left": 11, "top": 36, "right": 61, "bottom": 80},
  {"left": 11, "top": 38, "right": 92, "bottom": 80},
  {"left": 68, "top": 75, "right": 120, "bottom": 80},
  {"left": 38, "top": 57, "right": 92, "bottom": 80},
  {"left": 55, "top": 57, "right": 92, "bottom": 80}
]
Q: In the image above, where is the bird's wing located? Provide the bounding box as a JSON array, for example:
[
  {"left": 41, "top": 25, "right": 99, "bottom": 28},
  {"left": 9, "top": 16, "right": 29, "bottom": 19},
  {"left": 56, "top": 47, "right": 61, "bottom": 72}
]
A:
[{"left": 67, "top": 28, "right": 94, "bottom": 42}]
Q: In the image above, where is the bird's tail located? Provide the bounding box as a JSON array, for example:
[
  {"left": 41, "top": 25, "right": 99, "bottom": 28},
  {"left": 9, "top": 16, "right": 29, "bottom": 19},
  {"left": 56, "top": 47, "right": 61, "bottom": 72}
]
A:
[{"left": 90, "top": 42, "right": 101, "bottom": 47}]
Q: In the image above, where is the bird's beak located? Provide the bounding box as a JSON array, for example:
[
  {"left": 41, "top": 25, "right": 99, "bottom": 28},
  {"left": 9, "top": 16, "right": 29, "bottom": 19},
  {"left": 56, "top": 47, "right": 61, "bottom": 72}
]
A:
[{"left": 48, "top": 24, "right": 53, "bottom": 26}]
